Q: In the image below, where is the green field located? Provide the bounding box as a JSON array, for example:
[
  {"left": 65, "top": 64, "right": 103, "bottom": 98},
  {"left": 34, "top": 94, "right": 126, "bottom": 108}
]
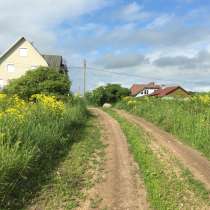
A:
[{"left": 116, "top": 96, "right": 210, "bottom": 160}]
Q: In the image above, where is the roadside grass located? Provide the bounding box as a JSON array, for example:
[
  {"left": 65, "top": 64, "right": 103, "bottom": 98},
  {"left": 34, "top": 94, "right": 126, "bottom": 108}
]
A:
[
  {"left": 116, "top": 97, "right": 210, "bottom": 160},
  {"left": 0, "top": 95, "right": 88, "bottom": 210},
  {"left": 25, "top": 115, "right": 105, "bottom": 210},
  {"left": 106, "top": 109, "right": 210, "bottom": 210}
]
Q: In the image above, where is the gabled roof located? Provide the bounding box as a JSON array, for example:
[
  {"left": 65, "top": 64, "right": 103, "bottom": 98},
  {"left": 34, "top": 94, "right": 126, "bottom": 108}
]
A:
[
  {"left": 0, "top": 37, "right": 67, "bottom": 72},
  {"left": 0, "top": 37, "right": 49, "bottom": 66},
  {"left": 42, "top": 54, "right": 62, "bottom": 68},
  {"left": 0, "top": 37, "right": 26, "bottom": 63},
  {"left": 131, "top": 82, "right": 161, "bottom": 96},
  {"left": 151, "top": 86, "right": 189, "bottom": 97}
]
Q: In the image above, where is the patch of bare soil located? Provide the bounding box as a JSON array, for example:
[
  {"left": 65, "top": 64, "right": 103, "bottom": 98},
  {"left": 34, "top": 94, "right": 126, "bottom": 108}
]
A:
[
  {"left": 78, "top": 108, "right": 149, "bottom": 210},
  {"left": 116, "top": 109, "right": 210, "bottom": 191}
]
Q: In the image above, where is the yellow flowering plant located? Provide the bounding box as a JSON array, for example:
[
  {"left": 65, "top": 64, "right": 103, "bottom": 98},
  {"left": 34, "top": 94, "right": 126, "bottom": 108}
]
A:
[
  {"left": 0, "top": 94, "right": 27, "bottom": 121},
  {"left": 123, "top": 96, "right": 133, "bottom": 102},
  {"left": 0, "top": 93, "right": 7, "bottom": 101},
  {"left": 198, "top": 95, "right": 210, "bottom": 105},
  {"left": 127, "top": 100, "right": 137, "bottom": 106},
  {"left": 30, "top": 94, "right": 65, "bottom": 112}
]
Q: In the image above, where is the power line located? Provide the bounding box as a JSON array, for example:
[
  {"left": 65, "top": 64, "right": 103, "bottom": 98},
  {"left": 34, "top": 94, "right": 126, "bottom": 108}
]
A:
[
  {"left": 69, "top": 65, "right": 148, "bottom": 78},
  {"left": 68, "top": 65, "right": 182, "bottom": 84}
]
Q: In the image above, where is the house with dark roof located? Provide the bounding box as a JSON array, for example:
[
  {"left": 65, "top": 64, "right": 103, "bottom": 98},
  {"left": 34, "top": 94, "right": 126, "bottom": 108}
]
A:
[
  {"left": 131, "top": 82, "right": 161, "bottom": 97},
  {"left": 0, "top": 37, "right": 67, "bottom": 89},
  {"left": 42, "top": 54, "right": 67, "bottom": 73}
]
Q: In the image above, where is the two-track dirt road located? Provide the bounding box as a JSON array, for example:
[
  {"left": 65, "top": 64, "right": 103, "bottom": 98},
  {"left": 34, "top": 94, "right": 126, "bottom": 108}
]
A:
[
  {"left": 79, "top": 108, "right": 149, "bottom": 210},
  {"left": 116, "top": 109, "right": 210, "bottom": 191},
  {"left": 79, "top": 108, "right": 210, "bottom": 210}
]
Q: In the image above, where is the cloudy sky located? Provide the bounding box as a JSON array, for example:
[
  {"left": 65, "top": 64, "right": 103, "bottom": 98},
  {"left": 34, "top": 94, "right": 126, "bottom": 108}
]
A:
[{"left": 1, "top": 0, "right": 210, "bottom": 92}]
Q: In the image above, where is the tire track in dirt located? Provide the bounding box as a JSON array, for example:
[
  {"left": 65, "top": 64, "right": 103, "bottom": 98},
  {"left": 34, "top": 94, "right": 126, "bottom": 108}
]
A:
[
  {"left": 78, "top": 108, "right": 149, "bottom": 210},
  {"left": 116, "top": 109, "right": 210, "bottom": 191}
]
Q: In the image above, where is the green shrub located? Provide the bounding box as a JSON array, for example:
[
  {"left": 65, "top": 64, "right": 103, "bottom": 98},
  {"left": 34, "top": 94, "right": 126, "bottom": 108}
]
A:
[
  {"left": 4, "top": 67, "right": 71, "bottom": 99},
  {"left": 86, "top": 84, "right": 130, "bottom": 106}
]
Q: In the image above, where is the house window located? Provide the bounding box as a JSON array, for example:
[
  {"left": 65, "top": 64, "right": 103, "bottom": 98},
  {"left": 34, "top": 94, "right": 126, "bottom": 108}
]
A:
[
  {"left": 0, "top": 80, "right": 4, "bottom": 90},
  {"left": 7, "top": 64, "right": 15, "bottom": 73},
  {"left": 19, "top": 48, "right": 28, "bottom": 57},
  {"left": 31, "top": 65, "right": 38, "bottom": 70}
]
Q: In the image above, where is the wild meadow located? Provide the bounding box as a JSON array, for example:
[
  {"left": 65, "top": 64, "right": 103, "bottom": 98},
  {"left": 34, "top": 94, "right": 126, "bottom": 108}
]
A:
[
  {"left": 116, "top": 95, "right": 210, "bottom": 160},
  {"left": 0, "top": 93, "right": 87, "bottom": 209}
]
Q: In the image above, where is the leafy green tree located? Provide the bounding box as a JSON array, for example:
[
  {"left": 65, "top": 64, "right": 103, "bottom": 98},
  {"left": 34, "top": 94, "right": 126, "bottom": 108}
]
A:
[
  {"left": 86, "top": 84, "right": 130, "bottom": 106},
  {"left": 4, "top": 67, "right": 71, "bottom": 99}
]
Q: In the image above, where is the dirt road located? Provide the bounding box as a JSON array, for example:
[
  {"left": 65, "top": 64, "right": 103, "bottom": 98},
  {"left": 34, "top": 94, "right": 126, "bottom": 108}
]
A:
[
  {"left": 116, "top": 109, "right": 210, "bottom": 191},
  {"left": 79, "top": 108, "right": 149, "bottom": 210}
]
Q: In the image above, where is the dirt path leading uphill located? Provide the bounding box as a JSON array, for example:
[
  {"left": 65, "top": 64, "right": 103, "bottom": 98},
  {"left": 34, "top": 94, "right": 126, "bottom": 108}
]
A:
[
  {"left": 79, "top": 108, "right": 149, "bottom": 210},
  {"left": 116, "top": 109, "right": 210, "bottom": 191}
]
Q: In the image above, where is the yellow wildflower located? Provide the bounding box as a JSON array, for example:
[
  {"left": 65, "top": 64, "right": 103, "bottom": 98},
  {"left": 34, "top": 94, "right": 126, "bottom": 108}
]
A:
[
  {"left": 31, "top": 94, "right": 65, "bottom": 112},
  {"left": 0, "top": 93, "right": 7, "bottom": 101},
  {"left": 127, "top": 100, "right": 137, "bottom": 105},
  {"left": 12, "top": 95, "right": 27, "bottom": 109},
  {"left": 199, "top": 95, "right": 210, "bottom": 105},
  {"left": 4, "top": 108, "right": 24, "bottom": 120},
  {"left": 123, "top": 96, "right": 132, "bottom": 102}
]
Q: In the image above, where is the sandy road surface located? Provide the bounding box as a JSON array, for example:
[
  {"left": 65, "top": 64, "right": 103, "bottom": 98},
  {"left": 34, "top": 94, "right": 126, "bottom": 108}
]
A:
[
  {"left": 116, "top": 109, "right": 210, "bottom": 191},
  {"left": 78, "top": 108, "right": 149, "bottom": 210}
]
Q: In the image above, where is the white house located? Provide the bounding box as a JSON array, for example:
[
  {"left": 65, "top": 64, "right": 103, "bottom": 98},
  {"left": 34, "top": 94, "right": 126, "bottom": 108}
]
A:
[
  {"left": 131, "top": 82, "right": 161, "bottom": 97},
  {"left": 0, "top": 37, "right": 67, "bottom": 89}
]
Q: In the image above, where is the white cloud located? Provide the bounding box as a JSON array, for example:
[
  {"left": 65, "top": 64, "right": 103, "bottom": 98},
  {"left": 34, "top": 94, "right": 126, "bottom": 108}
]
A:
[
  {"left": 0, "top": 0, "right": 107, "bottom": 51},
  {"left": 146, "top": 14, "right": 173, "bottom": 29},
  {"left": 115, "top": 2, "right": 152, "bottom": 22},
  {"left": 153, "top": 50, "right": 210, "bottom": 69},
  {"left": 95, "top": 52, "right": 149, "bottom": 69},
  {"left": 1, "top": 0, "right": 210, "bottom": 92}
]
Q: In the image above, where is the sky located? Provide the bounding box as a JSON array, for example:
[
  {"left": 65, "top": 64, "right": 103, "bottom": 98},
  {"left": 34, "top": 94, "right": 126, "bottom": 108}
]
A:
[{"left": 1, "top": 0, "right": 210, "bottom": 92}]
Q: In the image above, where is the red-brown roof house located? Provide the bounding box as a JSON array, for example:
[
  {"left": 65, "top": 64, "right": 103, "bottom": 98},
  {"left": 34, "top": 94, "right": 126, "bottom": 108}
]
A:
[
  {"left": 150, "top": 86, "right": 190, "bottom": 98},
  {"left": 131, "top": 82, "right": 161, "bottom": 97}
]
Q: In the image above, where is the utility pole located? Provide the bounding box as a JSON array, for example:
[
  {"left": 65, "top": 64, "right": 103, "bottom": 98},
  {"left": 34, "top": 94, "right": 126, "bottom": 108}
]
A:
[{"left": 83, "top": 59, "right": 87, "bottom": 96}]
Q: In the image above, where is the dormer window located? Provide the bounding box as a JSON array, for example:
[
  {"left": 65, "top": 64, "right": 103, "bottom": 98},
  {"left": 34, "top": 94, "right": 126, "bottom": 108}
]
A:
[{"left": 19, "top": 48, "right": 28, "bottom": 57}]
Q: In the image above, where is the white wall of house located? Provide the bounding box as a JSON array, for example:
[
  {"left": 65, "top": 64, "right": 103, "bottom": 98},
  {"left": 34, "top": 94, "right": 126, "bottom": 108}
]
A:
[
  {"left": 0, "top": 79, "right": 8, "bottom": 90},
  {"left": 136, "top": 88, "right": 159, "bottom": 97},
  {"left": 0, "top": 38, "right": 48, "bottom": 89}
]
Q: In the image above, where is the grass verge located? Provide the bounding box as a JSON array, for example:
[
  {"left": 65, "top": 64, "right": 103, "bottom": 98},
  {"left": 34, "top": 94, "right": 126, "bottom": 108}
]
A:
[
  {"left": 106, "top": 109, "right": 210, "bottom": 210},
  {"left": 0, "top": 95, "right": 88, "bottom": 210},
  {"left": 25, "top": 114, "right": 105, "bottom": 210},
  {"left": 116, "top": 97, "right": 210, "bottom": 160}
]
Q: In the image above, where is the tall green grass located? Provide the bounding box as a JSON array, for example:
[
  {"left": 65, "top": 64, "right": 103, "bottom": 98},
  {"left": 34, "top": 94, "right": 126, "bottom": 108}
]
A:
[
  {"left": 25, "top": 116, "right": 105, "bottom": 210},
  {"left": 116, "top": 97, "right": 210, "bottom": 160},
  {"left": 0, "top": 96, "right": 88, "bottom": 209}
]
